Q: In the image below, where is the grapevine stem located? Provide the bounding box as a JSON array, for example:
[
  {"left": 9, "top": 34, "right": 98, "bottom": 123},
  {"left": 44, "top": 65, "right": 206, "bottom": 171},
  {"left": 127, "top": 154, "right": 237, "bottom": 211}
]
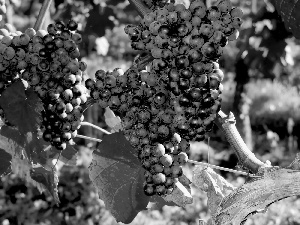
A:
[
  {"left": 76, "top": 134, "right": 102, "bottom": 143},
  {"left": 44, "top": 145, "right": 51, "bottom": 151},
  {"left": 188, "top": 159, "right": 260, "bottom": 177},
  {"left": 82, "top": 98, "right": 96, "bottom": 112},
  {"left": 81, "top": 122, "right": 111, "bottom": 135},
  {"left": 34, "top": 0, "right": 53, "bottom": 30},
  {"left": 215, "top": 110, "right": 266, "bottom": 173},
  {"left": 128, "top": 0, "right": 152, "bottom": 17}
]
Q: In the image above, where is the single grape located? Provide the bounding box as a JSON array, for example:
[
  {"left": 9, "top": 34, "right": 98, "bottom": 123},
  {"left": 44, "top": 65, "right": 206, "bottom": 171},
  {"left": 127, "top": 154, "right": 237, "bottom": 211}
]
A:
[
  {"left": 152, "top": 143, "right": 165, "bottom": 157},
  {"left": 177, "top": 152, "right": 189, "bottom": 164},
  {"left": 230, "top": 7, "right": 243, "bottom": 18},
  {"left": 171, "top": 165, "right": 183, "bottom": 178},
  {"left": 144, "top": 183, "right": 155, "bottom": 196},
  {"left": 152, "top": 173, "right": 166, "bottom": 185},
  {"left": 160, "top": 154, "right": 173, "bottom": 167},
  {"left": 155, "top": 185, "right": 167, "bottom": 196},
  {"left": 151, "top": 164, "right": 164, "bottom": 173}
]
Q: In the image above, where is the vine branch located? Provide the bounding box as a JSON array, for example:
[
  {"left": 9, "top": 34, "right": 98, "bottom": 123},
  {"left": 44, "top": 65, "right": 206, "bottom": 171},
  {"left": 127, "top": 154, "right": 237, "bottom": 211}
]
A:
[
  {"left": 215, "top": 110, "right": 266, "bottom": 174},
  {"left": 188, "top": 159, "right": 260, "bottom": 177},
  {"left": 34, "top": 0, "right": 53, "bottom": 30},
  {"left": 128, "top": 0, "right": 151, "bottom": 17},
  {"left": 82, "top": 98, "right": 96, "bottom": 112},
  {"left": 81, "top": 122, "right": 111, "bottom": 135},
  {"left": 76, "top": 134, "right": 102, "bottom": 143}
]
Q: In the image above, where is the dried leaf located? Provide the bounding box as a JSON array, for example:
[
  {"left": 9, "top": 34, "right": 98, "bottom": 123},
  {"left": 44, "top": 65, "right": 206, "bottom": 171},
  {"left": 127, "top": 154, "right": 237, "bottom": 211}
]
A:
[
  {"left": 162, "top": 181, "right": 193, "bottom": 207},
  {"left": 104, "top": 107, "right": 122, "bottom": 133},
  {"left": 148, "top": 174, "right": 192, "bottom": 210},
  {"left": 193, "top": 166, "right": 235, "bottom": 216}
]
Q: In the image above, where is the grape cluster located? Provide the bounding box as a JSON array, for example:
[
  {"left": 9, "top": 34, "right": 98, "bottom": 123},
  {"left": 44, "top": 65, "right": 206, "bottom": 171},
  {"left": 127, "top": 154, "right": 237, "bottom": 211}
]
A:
[
  {"left": 85, "top": 67, "right": 192, "bottom": 196},
  {"left": 0, "top": 20, "right": 87, "bottom": 150},
  {"left": 124, "top": 0, "right": 241, "bottom": 140},
  {"left": 122, "top": 0, "right": 243, "bottom": 196},
  {"left": 28, "top": 20, "right": 88, "bottom": 150}
]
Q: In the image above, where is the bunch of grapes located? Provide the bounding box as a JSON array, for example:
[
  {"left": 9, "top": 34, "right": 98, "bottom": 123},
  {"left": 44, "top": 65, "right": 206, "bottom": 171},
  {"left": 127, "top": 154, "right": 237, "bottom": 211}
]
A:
[
  {"left": 122, "top": 0, "right": 243, "bottom": 196},
  {"left": 25, "top": 20, "right": 88, "bottom": 150},
  {"left": 0, "top": 20, "right": 88, "bottom": 150},
  {"left": 85, "top": 66, "right": 192, "bottom": 196},
  {"left": 124, "top": 0, "right": 242, "bottom": 138}
]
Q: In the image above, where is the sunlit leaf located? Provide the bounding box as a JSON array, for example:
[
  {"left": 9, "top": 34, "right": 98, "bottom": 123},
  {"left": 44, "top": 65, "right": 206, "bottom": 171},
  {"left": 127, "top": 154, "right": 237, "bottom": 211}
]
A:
[
  {"left": 162, "top": 181, "right": 193, "bottom": 207},
  {"left": 104, "top": 107, "right": 122, "bottom": 133},
  {"left": 193, "top": 166, "right": 235, "bottom": 216}
]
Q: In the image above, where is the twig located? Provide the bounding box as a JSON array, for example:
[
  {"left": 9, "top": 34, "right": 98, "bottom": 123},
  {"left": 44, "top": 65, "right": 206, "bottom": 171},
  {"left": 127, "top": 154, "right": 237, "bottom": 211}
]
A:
[
  {"left": 214, "top": 110, "right": 266, "bottom": 174},
  {"left": 81, "top": 121, "right": 111, "bottom": 135},
  {"left": 76, "top": 134, "right": 102, "bottom": 143},
  {"left": 43, "top": 145, "right": 51, "bottom": 151},
  {"left": 188, "top": 159, "right": 260, "bottom": 178},
  {"left": 52, "top": 150, "right": 62, "bottom": 171},
  {"left": 82, "top": 98, "right": 96, "bottom": 112},
  {"left": 34, "top": 0, "right": 53, "bottom": 30},
  {"left": 128, "top": 0, "right": 152, "bottom": 17}
]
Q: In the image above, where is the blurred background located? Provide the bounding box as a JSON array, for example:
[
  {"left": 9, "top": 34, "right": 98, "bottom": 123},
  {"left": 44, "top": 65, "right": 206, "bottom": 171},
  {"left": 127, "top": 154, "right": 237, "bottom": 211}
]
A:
[{"left": 0, "top": 0, "right": 300, "bottom": 224}]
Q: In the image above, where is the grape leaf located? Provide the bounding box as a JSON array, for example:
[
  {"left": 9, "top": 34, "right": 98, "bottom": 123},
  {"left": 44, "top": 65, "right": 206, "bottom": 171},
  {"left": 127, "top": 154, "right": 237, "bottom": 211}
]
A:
[
  {"left": 273, "top": 0, "right": 300, "bottom": 39},
  {"left": 94, "top": 131, "right": 140, "bottom": 168},
  {"left": 89, "top": 154, "right": 149, "bottom": 224},
  {"left": 25, "top": 132, "right": 49, "bottom": 165},
  {"left": 30, "top": 166, "right": 60, "bottom": 204},
  {"left": 36, "top": 144, "right": 78, "bottom": 167},
  {"left": 104, "top": 107, "right": 122, "bottom": 133},
  {"left": 0, "top": 123, "right": 77, "bottom": 167},
  {"left": 149, "top": 195, "right": 178, "bottom": 210},
  {"left": 0, "top": 81, "right": 43, "bottom": 133},
  {"left": 162, "top": 181, "right": 193, "bottom": 207},
  {"left": 11, "top": 154, "right": 48, "bottom": 194},
  {"left": 52, "top": 145, "right": 78, "bottom": 166},
  {"left": 193, "top": 166, "right": 235, "bottom": 216},
  {"left": 0, "top": 125, "right": 59, "bottom": 199},
  {"left": 0, "top": 148, "right": 12, "bottom": 177},
  {"left": 0, "top": 125, "right": 26, "bottom": 147},
  {"left": 0, "top": 126, "right": 24, "bottom": 156}
]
